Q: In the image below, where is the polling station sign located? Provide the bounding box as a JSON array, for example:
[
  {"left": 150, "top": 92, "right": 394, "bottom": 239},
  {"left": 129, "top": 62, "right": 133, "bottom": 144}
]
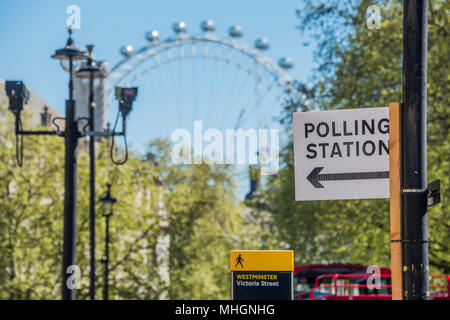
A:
[
  {"left": 293, "top": 107, "right": 390, "bottom": 201},
  {"left": 230, "top": 250, "right": 294, "bottom": 300}
]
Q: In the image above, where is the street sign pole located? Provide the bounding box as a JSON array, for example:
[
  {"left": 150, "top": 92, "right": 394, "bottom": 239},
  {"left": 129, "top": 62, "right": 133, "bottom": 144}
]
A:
[
  {"left": 401, "top": 0, "right": 429, "bottom": 300},
  {"left": 389, "top": 102, "right": 403, "bottom": 300}
]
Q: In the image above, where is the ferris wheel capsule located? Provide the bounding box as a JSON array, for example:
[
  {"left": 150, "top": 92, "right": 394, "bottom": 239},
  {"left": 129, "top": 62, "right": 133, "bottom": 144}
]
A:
[
  {"left": 145, "top": 30, "right": 160, "bottom": 42},
  {"left": 278, "top": 57, "right": 294, "bottom": 69},
  {"left": 255, "top": 38, "right": 270, "bottom": 50},
  {"left": 172, "top": 21, "right": 187, "bottom": 34},
  {"left": 201, "top": 20, "right": 216, "bottom": 32},
  {"left": 228, "top": 25, "right": 243, "bottom": 38},
  {"left": 120, "top": 45, "right": 134, "bottom": 58}
]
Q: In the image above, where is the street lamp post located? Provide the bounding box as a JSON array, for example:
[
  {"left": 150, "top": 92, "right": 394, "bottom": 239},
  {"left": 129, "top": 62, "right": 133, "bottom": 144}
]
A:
[
  {"left": 6, "top": 28, "right": 86, "bottom": 300},
  {"left": 99, "top": 184, "right": 117, "bottom": 301},
  {"left": 75, "top": 45, "right": 108, "bottom": 300},
  {"left": 5, "top": 28, "right": 137, "bottom": 300}
]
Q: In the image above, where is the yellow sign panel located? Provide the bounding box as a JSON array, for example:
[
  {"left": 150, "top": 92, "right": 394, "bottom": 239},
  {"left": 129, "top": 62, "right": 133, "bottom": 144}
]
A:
[{"left": 230, "top": 250, "right": 294, "bottom": 271}]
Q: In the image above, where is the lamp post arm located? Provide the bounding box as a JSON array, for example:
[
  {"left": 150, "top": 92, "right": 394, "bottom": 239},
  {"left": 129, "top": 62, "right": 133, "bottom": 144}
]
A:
[
  {"left": 80, "top": 130, "right": 125, "bottom": 137},
  {"left": 14, "top": 115, "right": 63, "bottom": 136},
  {"left": 17, "top": 130, "right": 63, "bottom": 136}
]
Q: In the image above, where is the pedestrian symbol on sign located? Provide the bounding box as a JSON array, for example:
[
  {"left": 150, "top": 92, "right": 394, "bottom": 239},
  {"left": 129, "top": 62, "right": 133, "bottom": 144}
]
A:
[{"left": 235, "top": 254, "right": 244, "bottom": 268}]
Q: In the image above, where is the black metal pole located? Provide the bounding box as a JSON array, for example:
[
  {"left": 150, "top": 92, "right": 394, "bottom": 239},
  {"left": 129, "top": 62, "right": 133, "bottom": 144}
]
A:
[
  {"left": 103, "top": 215, "right": 110, "bottom": 300},
  {"left": 62, "top": 56, "right": 78, "bottom": 300},
  {"left": 89, "top": 72, "right": 97, "bottom": 300},
  {"left": 402, "top": 0, "right": 429, "bottom": 300}
]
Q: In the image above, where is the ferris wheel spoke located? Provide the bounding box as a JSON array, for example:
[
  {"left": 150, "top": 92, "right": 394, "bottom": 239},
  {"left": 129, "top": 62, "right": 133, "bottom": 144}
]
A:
[
  {"left": 211, "top": 59, "right": 235, "bottom": 127},
  {"left": 242, "top": 66, "right": 270, "bottom": 127},
  {"left": 205, "top": 45, "right": 222, "bottom": 126},
  {"left": 155, "top": 65, "right": 169, "bottom": 133},
  {"left": 195, "top": 42, "right": 208, "bottom": 122},
  {"left": 208, "top": 58, "right": 234, "bottom": 125},
  {"left": 207, "top": 47, "right": 233, "bottom": 124},
  {"left": 234, "top": 109, "right": 245, "bottom": 130},
  {"left": 177, "top": 57, "right": 184, "bottom": 127},
  {"left": 188, "top": 42, "right": 199, "bottom": 125},
  {"left": 191, "top": 53, "right": 199, "bottom": 125},
  {"left": 222, "top": 67, "right": 253, "bottom": 126},
  {"left": 166, "top": 51, "right": 181, "bottom": 127},
  {"left": 221, "top": 52, "right": 253, "bottom": 121},
  {"left": 237, "top": 80, "right": 260, "bottom": 128},
  {"left": 239, "top": 84, "right": 273, "bottom": 127}
]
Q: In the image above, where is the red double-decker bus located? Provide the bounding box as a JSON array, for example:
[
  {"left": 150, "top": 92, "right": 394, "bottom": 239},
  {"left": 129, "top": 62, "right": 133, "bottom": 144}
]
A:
[
  {"left": 294, "top": 264, "right": 379, "bottom": 299},
  {"left": 294, "top": 264, "right": 450, "bottom": 300}
]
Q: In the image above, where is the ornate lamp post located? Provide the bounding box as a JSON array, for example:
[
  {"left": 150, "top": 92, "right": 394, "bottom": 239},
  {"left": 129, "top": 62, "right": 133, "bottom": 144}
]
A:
[
  {"left": 8, "top": 28, "right": 87, "bottom": 300},
  {"left": 99, "top": 184, "right": 117, "bottom": 300},
  {"left": 51, "top": 27, "right": 88, "bottom": 300},
  {"left": 75, "top": 45, "right": 108, "bottom": 300}
]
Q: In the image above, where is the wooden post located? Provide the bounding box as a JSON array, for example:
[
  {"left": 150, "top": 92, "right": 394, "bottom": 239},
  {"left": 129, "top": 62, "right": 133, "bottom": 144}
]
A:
[{"left": 389, "top": 102, "right": 403, "bottom": 300}]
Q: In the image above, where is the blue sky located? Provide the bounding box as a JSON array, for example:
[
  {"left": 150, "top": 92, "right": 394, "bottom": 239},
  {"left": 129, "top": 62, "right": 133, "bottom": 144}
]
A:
[
  {"left": 0, "top": 0, "right": 314, "bottom": 196},
  {"left": 0, "top": 0, "right": 316, "bottom": 195},
  {"left": 0, "top": 0, "right": 315, "bottom": 120}
]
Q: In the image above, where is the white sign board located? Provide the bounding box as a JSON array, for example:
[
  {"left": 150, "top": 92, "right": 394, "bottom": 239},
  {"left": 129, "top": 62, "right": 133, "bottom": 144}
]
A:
[{"left": 293, "top": 107, "right": 390, "bottom": 201}]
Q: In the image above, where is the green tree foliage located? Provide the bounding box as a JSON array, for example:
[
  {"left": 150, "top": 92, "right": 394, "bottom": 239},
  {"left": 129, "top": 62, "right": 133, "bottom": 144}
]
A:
[
  {"left": 148, "top": 140, "right": 278, "bottom": 299},
  {"left": 148, "top": 140, "right": 238, "bottom": 299},
  {"left": 0, "top": 103, "right": 64, "bottom": 299},
  {"left": 262, "top": 0, "right": 449, "bottom": 272},
  {"left": 0, "top": 102, "right": 261, "bottom": 299},
  {"left": 0, "top": 101, "right": 165, "bottom": 299}
]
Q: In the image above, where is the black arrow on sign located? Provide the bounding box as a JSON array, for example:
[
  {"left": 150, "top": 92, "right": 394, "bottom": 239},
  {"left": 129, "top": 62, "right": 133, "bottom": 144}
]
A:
[{"left": 306, "top": 167, "right": 389, "bottom": 188}]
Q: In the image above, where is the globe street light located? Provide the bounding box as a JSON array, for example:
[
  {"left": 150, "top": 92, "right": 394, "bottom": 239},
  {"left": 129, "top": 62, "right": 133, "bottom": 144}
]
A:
[{"left": 51, "top": 27, "right": 87, "bottom": 100}]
